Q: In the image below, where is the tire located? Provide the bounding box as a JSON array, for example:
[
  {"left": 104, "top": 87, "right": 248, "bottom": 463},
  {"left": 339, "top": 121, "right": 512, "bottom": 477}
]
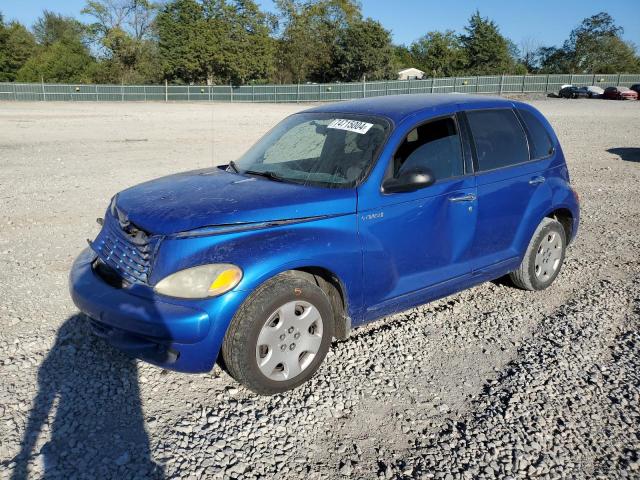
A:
[
  {"left": 221, "top": 271, "right": 334, "bottom": 395},
  {"left": 509, "top": 218, "right": 566, "bottom": 291}
]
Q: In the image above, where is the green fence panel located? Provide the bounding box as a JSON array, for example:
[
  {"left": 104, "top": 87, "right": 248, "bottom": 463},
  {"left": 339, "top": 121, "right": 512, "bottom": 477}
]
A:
[
  {"left": 1, "top": 73, "right": 638, "bottom": 103},
  {"left": 522, "top": 75, "right": 546, "bottom": 93},
  {"left": 0, "top": 82, "right": 14, "bottom": 100},
  {"left": 453, "top": 77, "right": 475, "bottom": 94},
  {"left": 431, "top": 77, "right": 454, "bottom": 93},
  {"left": 144, "top": 85, "right": 165, "bottom": 101},
  {"left": 570, "top": 74, "right": 594, "bottom": 87},
  {"left": 476, "top": 76, "right": 498, "bottom": 93},
  {"left": 546, "top": 74, "right": 573, "bottom": 92},
  {"left": 593, "top": 74, "right": 619, "bottom": 86},
  {"left": 619, "top": 74, "right": 640, "bottom": 86}
]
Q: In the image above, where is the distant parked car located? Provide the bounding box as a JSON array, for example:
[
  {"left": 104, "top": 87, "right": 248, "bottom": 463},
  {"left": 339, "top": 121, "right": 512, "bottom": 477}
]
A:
[
  {"left": 603, "top": 86, "right": 638, "bottom": 100},
  {"left": 629, "top": 84, "right": 640, "bottom": 97},
  {"left": 585, "top": 86, "right": 604, "bottom": 98},
  {"left": 559, "top": 85, "right": 588, "bottom": 99}
]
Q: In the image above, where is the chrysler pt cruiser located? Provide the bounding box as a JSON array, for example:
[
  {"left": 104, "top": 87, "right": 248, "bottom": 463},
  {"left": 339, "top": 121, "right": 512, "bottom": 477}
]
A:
[{"left": 70, "top": 95, "right": 580, "bottom": 394}]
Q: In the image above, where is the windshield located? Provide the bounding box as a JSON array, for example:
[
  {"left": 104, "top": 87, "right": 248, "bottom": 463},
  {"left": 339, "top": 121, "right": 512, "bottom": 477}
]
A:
[{"left": 233, "top": 113, "right": 391, "bottom": 188}]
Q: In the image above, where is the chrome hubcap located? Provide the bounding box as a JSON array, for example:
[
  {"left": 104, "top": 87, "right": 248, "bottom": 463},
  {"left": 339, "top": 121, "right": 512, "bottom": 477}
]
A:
[
  {"left": 534, "top": 232, "right": 563, "bottom": 280},
  {"left": 255, "top": 301, "right": 323, "bottom": 381}
]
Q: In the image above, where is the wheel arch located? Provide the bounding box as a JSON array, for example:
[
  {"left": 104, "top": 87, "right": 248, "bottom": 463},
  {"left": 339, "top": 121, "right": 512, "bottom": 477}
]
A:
[
  {"left": 546, "top": 207, "right": 574, "bottom": 243},
  {"left": 281, "top": 267, "right": 351, "bottom": 340}
]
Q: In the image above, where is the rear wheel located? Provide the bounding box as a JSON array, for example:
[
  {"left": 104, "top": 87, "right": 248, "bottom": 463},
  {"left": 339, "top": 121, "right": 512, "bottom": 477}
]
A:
[
  {"left": 221, "top": 271, "right": 334, "bottom": 395},
  {"left": 510, "top": 218, "right": 566, "bottom": 291}
]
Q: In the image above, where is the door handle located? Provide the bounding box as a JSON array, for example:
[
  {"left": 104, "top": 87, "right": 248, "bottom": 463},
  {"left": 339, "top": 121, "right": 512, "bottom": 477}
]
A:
[
  {"left": 448, "top": 193, "right": 476, "bottom": 202},
  {"left": 529, "top": 176, "right": 546, "bottom": 185}
]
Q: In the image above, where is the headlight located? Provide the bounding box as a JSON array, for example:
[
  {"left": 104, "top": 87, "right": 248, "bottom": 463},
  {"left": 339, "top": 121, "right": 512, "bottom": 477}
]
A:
[
  {"left": 109, "top": 195, "right": 118, "bottom": 216},
  {"left": 154, "top": 264, "right": 242, "bottom": 299}
]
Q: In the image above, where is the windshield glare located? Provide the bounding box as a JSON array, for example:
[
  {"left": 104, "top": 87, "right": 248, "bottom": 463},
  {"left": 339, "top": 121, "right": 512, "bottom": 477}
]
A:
[{"left": 233, "top": 113, "right": 390, "bottom": 188}]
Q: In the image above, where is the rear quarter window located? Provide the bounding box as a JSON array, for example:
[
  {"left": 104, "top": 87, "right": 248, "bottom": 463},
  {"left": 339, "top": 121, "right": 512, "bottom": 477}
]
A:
[
  {"left": 466, "top": 109, "right": 529, "bottom": 171},
  {"left": 517, "top": 109, "right": 554, "bottom": 159}
]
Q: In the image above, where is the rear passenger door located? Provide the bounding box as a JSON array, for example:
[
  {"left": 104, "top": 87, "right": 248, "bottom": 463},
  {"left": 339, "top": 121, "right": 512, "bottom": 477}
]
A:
[{"left": 462, "top": 107, "right": 551, "bottom": 273}]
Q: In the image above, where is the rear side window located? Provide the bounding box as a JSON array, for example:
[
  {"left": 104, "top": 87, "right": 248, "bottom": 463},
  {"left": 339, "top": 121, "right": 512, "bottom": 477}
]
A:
[
  {"left": 518, "top": 109, "right": 554, "bottom": 159},
  {"left": 467, "top": 109, "right": 529, "bottom": 171}
]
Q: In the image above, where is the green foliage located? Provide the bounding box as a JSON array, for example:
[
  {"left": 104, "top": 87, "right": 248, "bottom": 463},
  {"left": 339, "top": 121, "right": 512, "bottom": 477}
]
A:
[
  {"left": 155, "top": 0, "right": 210, "bottom": 83},
  {"left": 82, "top": 0, "right": 161, "bottom": 83},
  {"left": 331, "top": 18, "right": 395, "bottom": 81},
  {"left": 16, "top": 37, "right": 95, "bottom": 83},
  {"left": 0, "top": 19, "right": 37, "bottom": 81},
  {"left": 392, "top": 45, "right": 414, "bottom": 71},
  {"left": 1, "top": 5, "right": 639, "bottom": 86},
  {"left": 218, "top": 0, "right": 276, "bottom": 84},
  {"left": 274, "top": 0, "right": 361, "bottom": 83},
  {"left": 538, "top": 12, "right": 640, "bottom": 74},
  {"left": 578, "top": 36, "right": 640, "bottom": 74},
  {"left": 33, "top": 10, "right": 86, "bottom": 46},
  {"left": 157, "top": 0, "right": 275, "bottom": 85},
  {"left": 410, "top": 30, "right": 466, "bottom": 77},
  {"left": 9, "top": 9, "right": 100, "bottom": 83},
  {"left": 460, "top": 11, "right": 516, "bottom": 75}
]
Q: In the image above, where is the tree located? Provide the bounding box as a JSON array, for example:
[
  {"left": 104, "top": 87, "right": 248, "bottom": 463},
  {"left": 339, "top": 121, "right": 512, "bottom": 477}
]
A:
[
  {"left": 460, "top": 11, "right": 515, "bottom": 75},
  {"left": 539, "top": 12, "right": 640, "bottom": 73},
  {"left": 12, "top": 9, "right": 99, "bottom": 83},
  {"left": 275, "top": 0, "right": 361, "bottom": 83},
  {"left": 331, "top": 18, "right": 395, "bottom": 81},
  {"left": 536, "top": 46, "right": 571, "bottom": 74},
  {"left": 218, "top": 0, "right": 276, "bottom": 84},
  {"left": 0, "top": 18, "right": 38, "bottom": 81},
  {"left": 33, "top": 10, "right": 86, "bottom": 46},
  {"left": 82, "top": 0, "right": 161, "bottom": 82},
  {"left": 83, "top": 0, "right": 156, "bottom": 41},
  {"left": 567, "top": 13, "right": 639, "bottom": 73},
  {"left": 156, "top": 0, "right": 210, "bottom": 83},
  {"left": 392, "top": 45, "right": 414, "bottom": 71},
  {"left": 518, "top": 37, "right": 542, "bottom": 72},
  {"left": 157, "top": 0, "right": 275, "bottom": 85},
  {"left": 410, "top": 30, "right": 466, "bottom": 77},
  {"left": 16, "top": 39, "right": 96, "bottom": 83}
]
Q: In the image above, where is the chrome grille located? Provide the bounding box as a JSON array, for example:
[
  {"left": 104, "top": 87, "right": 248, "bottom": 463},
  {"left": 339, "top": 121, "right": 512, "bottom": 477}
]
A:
[{"left": 91, "top": 211, "right": 156, "bottom": 285}]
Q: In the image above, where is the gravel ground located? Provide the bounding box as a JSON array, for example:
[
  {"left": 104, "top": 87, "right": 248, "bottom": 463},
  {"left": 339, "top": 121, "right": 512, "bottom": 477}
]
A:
[{"left": 0, "top": 98, "right": 639, "bottom": 479}]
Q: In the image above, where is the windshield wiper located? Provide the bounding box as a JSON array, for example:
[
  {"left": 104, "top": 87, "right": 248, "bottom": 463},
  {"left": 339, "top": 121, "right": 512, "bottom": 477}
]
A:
[
  {"left": 244, "top": 170, "right": 285, "bottom": 182},
  {"left": 227, "top": 160, "right": 239, "bottom": 173}
]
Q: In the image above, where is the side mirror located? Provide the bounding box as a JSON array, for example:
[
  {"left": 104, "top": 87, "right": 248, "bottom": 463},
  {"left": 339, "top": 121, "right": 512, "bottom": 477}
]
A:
[{"left": 382, "top": 168, "right": 436, "bottom": 193}]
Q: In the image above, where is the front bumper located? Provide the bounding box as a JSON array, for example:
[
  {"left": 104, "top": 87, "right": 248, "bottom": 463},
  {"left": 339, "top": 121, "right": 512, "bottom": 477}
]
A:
[{"left": 69, "top": 248, "right": 243, "bottom": 373}]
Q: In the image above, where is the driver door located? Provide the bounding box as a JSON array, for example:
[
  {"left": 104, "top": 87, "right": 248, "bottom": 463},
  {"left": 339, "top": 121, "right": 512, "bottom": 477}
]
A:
[{"left": 358, "top": 115, "right": 477, "bottom": 321}]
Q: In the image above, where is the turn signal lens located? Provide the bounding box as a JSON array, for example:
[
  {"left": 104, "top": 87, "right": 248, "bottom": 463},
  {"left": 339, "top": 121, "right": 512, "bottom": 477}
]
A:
[
  {"left": 154, "top": 264, "right": 242, "bottom": 299},
  {"left": 208, "top": 267, "right": 243, "bottom": 296}
]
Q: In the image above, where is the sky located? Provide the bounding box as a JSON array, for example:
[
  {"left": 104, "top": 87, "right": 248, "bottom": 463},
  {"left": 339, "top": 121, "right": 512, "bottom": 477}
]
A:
[{"left": 1, "top": 0, "right": 639, "bottom": 49}]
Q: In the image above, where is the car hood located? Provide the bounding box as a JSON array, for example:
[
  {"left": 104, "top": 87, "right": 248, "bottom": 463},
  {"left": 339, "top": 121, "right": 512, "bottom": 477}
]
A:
[{"left": 113, "top": 167, "right": 357, "bottom": 236}]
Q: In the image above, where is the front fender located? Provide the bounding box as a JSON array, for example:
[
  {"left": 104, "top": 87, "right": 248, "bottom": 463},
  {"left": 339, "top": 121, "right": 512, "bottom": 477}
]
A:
[{"left": 151, "top": 214, "right": 363, "bottom": 322}]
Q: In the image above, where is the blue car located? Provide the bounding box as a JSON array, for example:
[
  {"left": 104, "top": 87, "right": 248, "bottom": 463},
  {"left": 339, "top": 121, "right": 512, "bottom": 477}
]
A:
[{"left": 70, "top": 94, "right": 579, "bottom": 394}]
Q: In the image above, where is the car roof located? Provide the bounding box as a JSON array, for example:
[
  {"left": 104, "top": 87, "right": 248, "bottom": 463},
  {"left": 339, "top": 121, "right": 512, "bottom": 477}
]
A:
[{"left": 305, "top": 93, "right": 516, "bottom": 124}]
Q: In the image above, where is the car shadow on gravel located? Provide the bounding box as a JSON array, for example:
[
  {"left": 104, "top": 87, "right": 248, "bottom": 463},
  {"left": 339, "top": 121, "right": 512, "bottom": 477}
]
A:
[
  {"left": 10, "top": 315, "right": 164, "bottom": 479},
  {"left": 607, "top": 147, "right": 640, "bottom": 163}
]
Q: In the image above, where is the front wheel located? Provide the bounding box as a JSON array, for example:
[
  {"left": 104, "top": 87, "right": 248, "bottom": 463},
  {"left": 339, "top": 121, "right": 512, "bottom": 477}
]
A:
[
  {"left": 221, "top": 271, "right": 334, "bottom": 395},
  {"left": 510, "top": 218, "right": 566, "bottom": 291}
]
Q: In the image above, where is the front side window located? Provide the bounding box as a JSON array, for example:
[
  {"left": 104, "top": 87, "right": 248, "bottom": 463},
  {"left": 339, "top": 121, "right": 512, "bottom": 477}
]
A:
[
  {"left": 466, "top": 109, "right": 530, "bottom": 172},
  {"left": 391, "top": 117, "right": 464, "bottom": 181},
  {"left": 234, "top": 113, "right": 390, "bottom": 188},
  {"left": 517, "top": 109, "right": 554, "bottom": 160}
]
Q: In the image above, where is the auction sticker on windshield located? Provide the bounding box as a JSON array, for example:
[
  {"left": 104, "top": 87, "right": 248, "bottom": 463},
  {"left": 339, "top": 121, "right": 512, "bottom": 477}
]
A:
[{"left": 327, "top": 119, "right": 374, "bottom": 134}]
